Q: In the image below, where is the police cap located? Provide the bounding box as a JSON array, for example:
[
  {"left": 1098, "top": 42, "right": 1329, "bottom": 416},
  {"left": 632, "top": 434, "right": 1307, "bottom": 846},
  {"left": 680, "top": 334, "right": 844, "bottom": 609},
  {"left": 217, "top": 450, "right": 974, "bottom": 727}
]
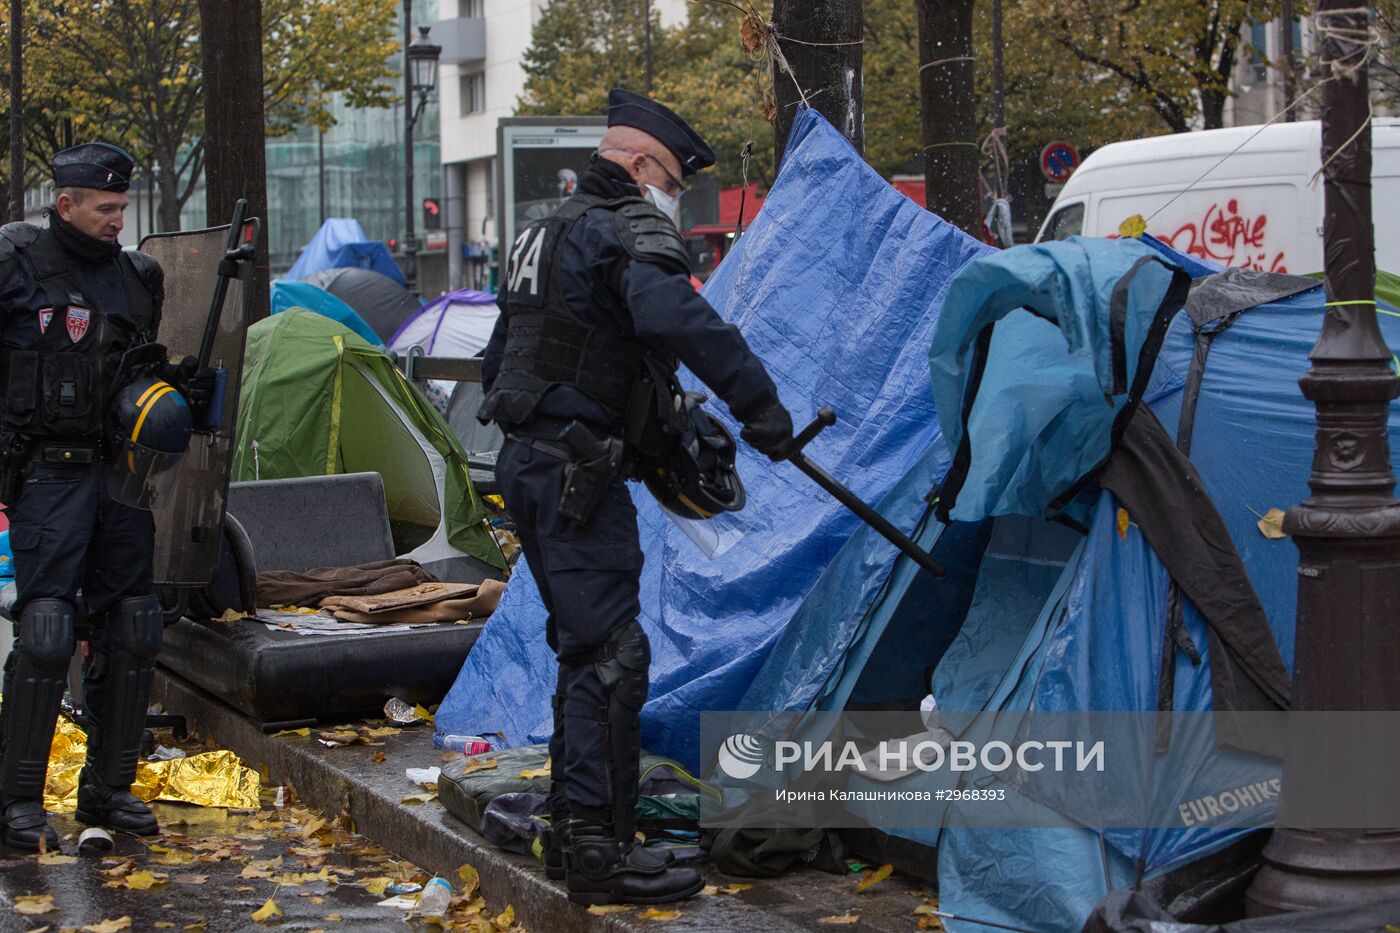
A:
[
  {"left": 51, "top": 142, "right": 135, "bottom": 192},
  {"left": 607, "top": 88, "right": 715, "bottom": 177}
]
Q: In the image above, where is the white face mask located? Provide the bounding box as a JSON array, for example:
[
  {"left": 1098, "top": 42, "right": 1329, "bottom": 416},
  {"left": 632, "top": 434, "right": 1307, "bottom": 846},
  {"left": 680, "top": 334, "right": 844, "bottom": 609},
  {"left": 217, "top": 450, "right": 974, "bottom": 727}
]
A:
[{"left": 645, "top": 184, "right": 683, "bottom": 229}]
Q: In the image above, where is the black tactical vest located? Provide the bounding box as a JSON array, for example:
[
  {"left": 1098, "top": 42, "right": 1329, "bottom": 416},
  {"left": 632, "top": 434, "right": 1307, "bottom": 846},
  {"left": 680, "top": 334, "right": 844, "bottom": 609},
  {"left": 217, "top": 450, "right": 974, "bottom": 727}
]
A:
[
  {"left": 481, "top": 193, "right": 691, "bottom": 429},
  {"left": 0, "top": 223, "right": 161, "bottom": 439}
]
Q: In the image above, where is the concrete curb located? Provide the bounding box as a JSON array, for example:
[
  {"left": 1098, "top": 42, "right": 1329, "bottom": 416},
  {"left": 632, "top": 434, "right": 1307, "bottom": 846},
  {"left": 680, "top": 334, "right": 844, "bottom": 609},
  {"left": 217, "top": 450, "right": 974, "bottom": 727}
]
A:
[{"left": 154, "top": 669, "right": 933, "bottom": 932}]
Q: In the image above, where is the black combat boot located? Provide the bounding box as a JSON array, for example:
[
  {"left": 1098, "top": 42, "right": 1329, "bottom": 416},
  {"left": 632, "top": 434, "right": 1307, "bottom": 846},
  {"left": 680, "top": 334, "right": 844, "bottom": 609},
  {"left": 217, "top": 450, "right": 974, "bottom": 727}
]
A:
[
  {"left": 543, "top": 811, "right": 570, "bottom": 880},
  {"left": 76, "top": 596, "right": 162, "bottom": 836},
  {"left": 0, "top": 599, "right": 73, "bottom": 851},
  {"left": 564, "top": 819, "right": 702, "bottom": 905}
]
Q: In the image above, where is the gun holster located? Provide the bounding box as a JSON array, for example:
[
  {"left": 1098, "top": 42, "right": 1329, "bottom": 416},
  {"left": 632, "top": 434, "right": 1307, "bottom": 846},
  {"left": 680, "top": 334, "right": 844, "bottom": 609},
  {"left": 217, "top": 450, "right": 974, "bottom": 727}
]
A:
[
  {"left": 0, "top": 430, "right": 34, "bottom": 504},
  {"left": 556, "top": 421, "right": 625, "bottom": 526}
]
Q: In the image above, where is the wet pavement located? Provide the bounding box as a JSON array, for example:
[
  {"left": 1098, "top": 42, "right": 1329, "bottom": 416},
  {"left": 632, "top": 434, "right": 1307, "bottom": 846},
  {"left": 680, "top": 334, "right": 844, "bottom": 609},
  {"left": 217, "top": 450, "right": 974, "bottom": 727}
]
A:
[{"left": 0, "top": 798, "right": 527, "bottom": 932}]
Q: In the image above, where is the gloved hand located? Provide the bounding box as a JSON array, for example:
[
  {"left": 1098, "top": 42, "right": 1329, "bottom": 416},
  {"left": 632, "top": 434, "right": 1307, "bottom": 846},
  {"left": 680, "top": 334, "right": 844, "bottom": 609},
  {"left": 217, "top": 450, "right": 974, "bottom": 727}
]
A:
[
  {"left": 166, "top": 355, "right": 217, "bottom": 413},
  {"left": 740, "top": 400, "right": 795, "bottom": 461}
]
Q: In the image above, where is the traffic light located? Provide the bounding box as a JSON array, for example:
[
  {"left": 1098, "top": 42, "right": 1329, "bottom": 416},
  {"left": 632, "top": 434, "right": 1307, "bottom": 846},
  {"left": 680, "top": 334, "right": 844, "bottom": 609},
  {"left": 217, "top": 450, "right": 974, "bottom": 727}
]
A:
[{"left": 423, "top": 198, "right": 442, "bottom": 231}]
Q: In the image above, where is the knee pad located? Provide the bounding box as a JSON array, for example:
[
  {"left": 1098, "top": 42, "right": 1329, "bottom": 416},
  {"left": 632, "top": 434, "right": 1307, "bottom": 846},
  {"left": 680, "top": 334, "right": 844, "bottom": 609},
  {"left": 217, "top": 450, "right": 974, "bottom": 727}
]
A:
[
  {"left": 595, "top": 619, "right": 650, "bottom": 714},
  {"left": 17, "top": 598, "right": 76, "bottom": 669},
  {"left": 111, "top": 594, "right": 164, "bottom": 660}
]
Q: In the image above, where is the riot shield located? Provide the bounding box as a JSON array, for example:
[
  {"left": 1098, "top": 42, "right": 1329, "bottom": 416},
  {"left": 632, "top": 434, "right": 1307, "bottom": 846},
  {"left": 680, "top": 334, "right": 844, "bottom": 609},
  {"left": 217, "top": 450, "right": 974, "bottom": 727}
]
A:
[{"left": 139, "top": 218, "right": 257, "bottom": 586}]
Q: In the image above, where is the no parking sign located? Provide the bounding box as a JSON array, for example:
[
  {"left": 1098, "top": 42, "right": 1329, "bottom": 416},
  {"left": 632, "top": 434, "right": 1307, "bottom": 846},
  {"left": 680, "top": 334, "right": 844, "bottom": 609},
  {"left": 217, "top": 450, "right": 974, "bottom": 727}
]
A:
[{"left": 1040, "top": 141, "right": 1080, "bottom": 183}]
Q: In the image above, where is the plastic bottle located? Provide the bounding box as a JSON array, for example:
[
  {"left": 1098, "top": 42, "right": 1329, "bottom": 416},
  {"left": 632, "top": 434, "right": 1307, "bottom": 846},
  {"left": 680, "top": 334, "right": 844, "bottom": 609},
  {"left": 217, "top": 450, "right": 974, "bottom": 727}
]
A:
[
  {"left": 416, "top": 877, "right": 453, "bottom": 920},
  {"left": 435, "top": 732, "right": 493, "bottom": 755}
]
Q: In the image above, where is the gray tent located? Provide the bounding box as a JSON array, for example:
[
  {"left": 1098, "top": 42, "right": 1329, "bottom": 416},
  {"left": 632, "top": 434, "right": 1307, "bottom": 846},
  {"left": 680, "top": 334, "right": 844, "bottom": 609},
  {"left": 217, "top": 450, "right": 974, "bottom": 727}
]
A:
[{"left": 309, "top": 267, "right": 420, "bottom": 342}]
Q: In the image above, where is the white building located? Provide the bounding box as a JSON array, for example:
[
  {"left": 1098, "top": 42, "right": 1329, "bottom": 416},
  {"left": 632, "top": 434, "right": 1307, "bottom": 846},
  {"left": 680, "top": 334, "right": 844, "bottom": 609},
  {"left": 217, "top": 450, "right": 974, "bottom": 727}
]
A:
[{"left": 431, "top": 0, "right": 687, "bottom": 290}]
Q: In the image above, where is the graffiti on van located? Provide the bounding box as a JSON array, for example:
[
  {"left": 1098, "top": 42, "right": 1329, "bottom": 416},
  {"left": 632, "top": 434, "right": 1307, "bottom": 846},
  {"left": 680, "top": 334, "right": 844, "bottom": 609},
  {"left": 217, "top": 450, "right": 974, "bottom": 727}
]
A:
[{"left": 1153, "top": 199, "right": 1288, "bottom": 273}]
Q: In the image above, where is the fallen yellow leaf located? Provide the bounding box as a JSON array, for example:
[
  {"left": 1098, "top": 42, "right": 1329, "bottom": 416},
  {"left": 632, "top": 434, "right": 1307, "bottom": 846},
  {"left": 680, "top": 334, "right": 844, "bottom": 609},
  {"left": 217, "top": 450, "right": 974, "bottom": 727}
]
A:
[
  {"left": 457, "top": 863, "right": 480, "bottom": 900},
  {"left": 461, "top": 756, "right": 498, "bottom": 774},
  {"left": 13, "top": 894, "right": 57, "bottom": 915},
  {"left": 81, "top": 919, "right": 133, "bottom": 933},
  {"left": 156, "top": 924, "right": 177, "bottom": 929},
  {"left": 587, "top": 904, "right": 634, "bottom": 914},
  {"left": 371, "top": 751, "right": 387, "bottom": 764},
  {"left": 492, "top": 904, "right": 515, "bottom": 929},
  {"left": 413, "top": 703, "right": 435, "bottom": 723},
  {"left": 1116, "top": 507, "right": 1130, "bottom": 539},
  {"left": 214, "top": 608, "right": 250, "bottom": 622},
  {"left": 819, "top": 915, "right": 860, "bottom": 925},
  {"left": 363, "top": 877, "right": 393, "bottom": 897},
  {"left": 1257, "top": 507, "right": 1288, "bottom": 539},
  {"left": 112, "top": 870, "right": 167, "bottom": 891},
  {"left": 326, "top": 914, "right": 344, "bottom": 921},
  {"left": 855, "top": 863, "right": 894, "bottom": 892},
  {"left": 37, "top": 851, "right": 79, "bottom": 865},
  {"left": 251, "top": 898, "right": 283, "bottom": 922},
  {"left": 274, "top": 727, "right": 311, "bottom": 737},
  {"left": 183, "top": 922, "right": 207, "bottom": 932},
  {"left": 360, "top": 725, "right": 401, "bottom": 738},
  {"left": 638, "top": 907, "right": 682, "bottom": 921},
  {"left": 400, "top": 792, "right": 438, "bottom": 805}
]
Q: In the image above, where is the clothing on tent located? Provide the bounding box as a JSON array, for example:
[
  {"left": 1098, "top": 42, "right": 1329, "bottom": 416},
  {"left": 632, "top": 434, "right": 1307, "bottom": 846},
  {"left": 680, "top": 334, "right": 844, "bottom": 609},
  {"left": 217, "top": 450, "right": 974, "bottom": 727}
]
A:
[
  {"left": 1099, "top": 405, "right": 1290, "bottom": 716},
  {"left": 287, "top": 217, "right": 406, "bottom": 285},
  {"left": 256, "top": 559, "right": 435, "bottom": 607},
  {"left": 309, "top": 267, "right": 421, "bottom": 342},
  {"left": 270, "top": 281, "right": 382, "bottom": 346}
]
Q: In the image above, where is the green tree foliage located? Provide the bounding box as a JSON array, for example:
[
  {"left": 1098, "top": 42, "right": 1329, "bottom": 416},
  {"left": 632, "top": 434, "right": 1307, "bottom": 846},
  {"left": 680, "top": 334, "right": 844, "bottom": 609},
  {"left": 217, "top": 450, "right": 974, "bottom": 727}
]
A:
[{"left": 1, "top": 0, "right": 399, "bottom": 229}]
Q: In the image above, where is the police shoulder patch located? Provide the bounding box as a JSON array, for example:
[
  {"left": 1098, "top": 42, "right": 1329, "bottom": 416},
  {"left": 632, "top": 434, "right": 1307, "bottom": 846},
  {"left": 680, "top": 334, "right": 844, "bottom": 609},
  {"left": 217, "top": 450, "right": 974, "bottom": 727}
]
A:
[{"left": 613, "top": 201, "right": 691, "bottom": 278}]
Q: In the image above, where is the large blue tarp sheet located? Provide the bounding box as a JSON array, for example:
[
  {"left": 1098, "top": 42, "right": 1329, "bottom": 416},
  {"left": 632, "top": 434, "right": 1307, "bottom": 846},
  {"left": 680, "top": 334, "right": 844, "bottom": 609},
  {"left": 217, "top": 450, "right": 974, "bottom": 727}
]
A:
[
  {"left": 286, "top": 217, "right": 406, "bottom": 285},
  {"left": 434, "top": 110, "right": 991, "bottom": 766}
]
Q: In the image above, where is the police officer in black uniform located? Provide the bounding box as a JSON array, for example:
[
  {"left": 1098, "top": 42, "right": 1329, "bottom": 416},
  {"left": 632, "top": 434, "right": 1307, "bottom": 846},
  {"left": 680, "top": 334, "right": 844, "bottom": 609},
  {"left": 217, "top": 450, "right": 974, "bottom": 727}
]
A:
[
  {"left": 0, "top": 143, "right": 209, "bottom": 850},
  {"left": 480, "top": 90, "right": 794, "bottom": 905}
]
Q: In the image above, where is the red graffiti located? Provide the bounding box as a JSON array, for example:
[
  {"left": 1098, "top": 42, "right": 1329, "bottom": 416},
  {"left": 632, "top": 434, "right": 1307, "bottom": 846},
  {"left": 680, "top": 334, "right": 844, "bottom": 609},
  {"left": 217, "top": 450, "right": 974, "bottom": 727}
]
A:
[{"left": 1156, "top": 199, "right": 1288, "bottom": 273}]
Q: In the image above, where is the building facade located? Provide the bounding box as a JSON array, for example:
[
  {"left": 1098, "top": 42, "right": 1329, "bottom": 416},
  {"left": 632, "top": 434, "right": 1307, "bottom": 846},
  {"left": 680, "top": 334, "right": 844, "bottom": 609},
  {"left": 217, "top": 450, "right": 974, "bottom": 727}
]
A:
[{"left": 432, "top": 0, "right": 687, "bottom": 291}]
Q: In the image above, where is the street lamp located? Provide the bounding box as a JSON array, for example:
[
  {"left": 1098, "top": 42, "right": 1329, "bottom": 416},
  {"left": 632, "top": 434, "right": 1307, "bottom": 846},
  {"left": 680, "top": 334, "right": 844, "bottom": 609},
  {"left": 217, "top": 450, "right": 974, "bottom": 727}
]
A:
[{"left": 402, "top": 9, "right": 441, "bottom": 297}]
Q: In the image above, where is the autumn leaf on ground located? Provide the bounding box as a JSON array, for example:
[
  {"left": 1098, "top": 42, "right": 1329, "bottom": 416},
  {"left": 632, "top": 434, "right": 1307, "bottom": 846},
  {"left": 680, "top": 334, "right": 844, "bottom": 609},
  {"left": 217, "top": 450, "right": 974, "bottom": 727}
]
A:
[
  {"left": 457, "top": 863, "right": 480, "bottom": 900},
  {"left": 37, "top": 851, "right": 79, "bottom": 865},
  {"left": 172, "top": 874, "right": 209, "bottom": 885},
  {"left": 918, "top": 916, "right": 945, "bottom": 930},
  {"left": 109, "top": 870, "right": 168, "bottom": 891},
  {"left": 301, "top": 816, "right": 328, "bottom": 837},
  {"left": 183, "top": 921, "right": 207, "bottom": 932},
  {"left": 360, "top": 725, "right": 401, "bottom": 739},
  {"left": 703, "top": 883, "right": 752, "bottom": 896},
  {"left": 363, "top": 876, "right": 394, "bottom": 897},
  {"left": 81, "top": 919, "right": 133, "bottom": 933},
  {"left": 587, "top": 904, "right": 633, "bottom": 914},
  {"left": 241, "top": 856, "right": 284, "bottom": 879},
  {"left": 914, "top": 902, "right": 942, "bottom": 916},
  {"left": 460, "top": 756, "right": 498, "bottom": 775},
  {"left": 251, "top": 898, "right": 283, "bottom": 922},
  {"left": 856, "top": 863, "right": 894, "bottom": 892},
  {"left": 213, "top": 608, "right": 250, "bottom": 622},
  {"left": 412, "top": 703, "right": 435, "bottom": 723},
  {"left": 492, "top": 904, "right": 516, "bottom": 929},
  {"left": 400, "top": 791, "right": 438, "bottom": 805},
  {"left": 517, "top": 759, "right": 551, "bottom": 780},
  {"left": 13, "top": 894, "right": 57, "bottom": 915},
  {"left": 819, "top": 915, "right": 860, "bottom": 925},
  {"left": 274, "top": 727, "right": 311, "bottom": 738},
  {"left": 638, "top": 907, "right": 682, "bottom": 921},
  {"left": 1257, "top": 507, "right": 1287, "bottom": 539},
  {"left": 155, "top": 924, "right": 177, "bottom": 929},
  {"left": 372, "top": 751, "right": 386, "bottom": 764}
]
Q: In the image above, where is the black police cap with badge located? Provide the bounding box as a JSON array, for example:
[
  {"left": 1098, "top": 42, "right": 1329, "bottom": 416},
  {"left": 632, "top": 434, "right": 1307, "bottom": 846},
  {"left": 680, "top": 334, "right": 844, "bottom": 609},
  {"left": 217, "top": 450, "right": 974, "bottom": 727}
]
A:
[
  {"left": 51, "top": 142, "right": 135, "bottom": 193},
  {"left": 607, "top": 89, "right": 715, "bottom": 177}
]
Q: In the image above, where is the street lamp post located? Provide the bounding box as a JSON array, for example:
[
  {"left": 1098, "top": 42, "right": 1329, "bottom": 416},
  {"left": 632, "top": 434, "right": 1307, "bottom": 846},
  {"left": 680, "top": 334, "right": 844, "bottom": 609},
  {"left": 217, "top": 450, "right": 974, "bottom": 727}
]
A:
[
  {"left": 1246, "top": 0, "right": 1400, "bottom": 913},
  {"left": 402, "top": 2, "right": 441, "bottom": 297}
]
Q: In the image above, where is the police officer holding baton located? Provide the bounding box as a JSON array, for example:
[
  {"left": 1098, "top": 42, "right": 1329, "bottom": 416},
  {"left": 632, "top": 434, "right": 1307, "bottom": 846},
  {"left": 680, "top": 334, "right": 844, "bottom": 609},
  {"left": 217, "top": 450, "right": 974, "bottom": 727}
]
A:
[{"left": 480, "top": 90, "right": 794, "bottom": 904}]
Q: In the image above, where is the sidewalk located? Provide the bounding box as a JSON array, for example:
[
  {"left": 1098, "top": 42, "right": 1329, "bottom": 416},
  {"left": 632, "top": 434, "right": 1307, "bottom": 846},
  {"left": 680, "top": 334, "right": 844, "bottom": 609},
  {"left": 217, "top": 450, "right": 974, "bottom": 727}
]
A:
[{"left": 152, "top": 670, "right": 939, "bottom": 932}]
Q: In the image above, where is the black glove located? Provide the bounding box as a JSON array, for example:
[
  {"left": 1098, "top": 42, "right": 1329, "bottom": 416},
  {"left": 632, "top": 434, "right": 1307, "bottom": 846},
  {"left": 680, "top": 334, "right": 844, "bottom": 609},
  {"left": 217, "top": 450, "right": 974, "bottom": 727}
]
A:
[
  {"left": 166, "top": 355, "right": 217, "bottom": 413},
  {"left": 740, "top": 400, "right": 795, "bottom": 461}
]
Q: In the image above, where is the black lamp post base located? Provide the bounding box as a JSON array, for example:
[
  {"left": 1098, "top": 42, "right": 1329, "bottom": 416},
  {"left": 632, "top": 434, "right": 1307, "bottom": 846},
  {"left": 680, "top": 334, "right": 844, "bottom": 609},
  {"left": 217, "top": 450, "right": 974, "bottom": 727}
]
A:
[{"left": 1247, "top": 829, "right": 1400, "bottom": 914}]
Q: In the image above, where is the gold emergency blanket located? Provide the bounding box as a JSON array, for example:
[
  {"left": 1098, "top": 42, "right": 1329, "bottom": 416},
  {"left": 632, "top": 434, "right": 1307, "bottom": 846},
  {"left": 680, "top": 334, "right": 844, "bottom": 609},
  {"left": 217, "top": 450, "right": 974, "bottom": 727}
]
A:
[{"left": 42, "top": 714, "right": 261, "bottom": 812}]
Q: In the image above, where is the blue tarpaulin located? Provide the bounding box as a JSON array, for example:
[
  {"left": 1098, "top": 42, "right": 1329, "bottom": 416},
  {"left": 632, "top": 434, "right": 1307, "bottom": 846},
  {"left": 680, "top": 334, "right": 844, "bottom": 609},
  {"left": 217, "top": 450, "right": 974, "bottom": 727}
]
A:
[
  {"left": 433, "top": 109, "right": 991, "bottom": 766},
  {"left": 286, "top": 218, "right": 406, "bottom": 285}
]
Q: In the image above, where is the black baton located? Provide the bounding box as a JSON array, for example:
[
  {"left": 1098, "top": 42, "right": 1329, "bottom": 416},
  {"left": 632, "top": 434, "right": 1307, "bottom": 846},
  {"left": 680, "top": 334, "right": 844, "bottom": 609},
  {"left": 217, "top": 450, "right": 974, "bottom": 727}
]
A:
[{"left": 787, "top": 408, "right": 944, "bottom": 578}]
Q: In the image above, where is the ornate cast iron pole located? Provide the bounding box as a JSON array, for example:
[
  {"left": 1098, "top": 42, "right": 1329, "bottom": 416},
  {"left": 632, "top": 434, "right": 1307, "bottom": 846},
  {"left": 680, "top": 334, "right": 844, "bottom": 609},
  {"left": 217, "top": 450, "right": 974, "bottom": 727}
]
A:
[{"left": 1247, "top": 0, "right": 1400, "bottom": 913}]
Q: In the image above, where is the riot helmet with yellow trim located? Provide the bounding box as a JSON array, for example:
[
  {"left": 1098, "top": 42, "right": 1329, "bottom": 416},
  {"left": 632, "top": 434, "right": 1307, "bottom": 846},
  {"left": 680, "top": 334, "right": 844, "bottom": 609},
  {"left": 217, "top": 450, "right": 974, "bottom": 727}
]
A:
[
  {"left": 642, "top": 392, "right": 746, "bottom": 521},
  {"left": 108, "top": 375, "right": 193, "bottom": 509}
]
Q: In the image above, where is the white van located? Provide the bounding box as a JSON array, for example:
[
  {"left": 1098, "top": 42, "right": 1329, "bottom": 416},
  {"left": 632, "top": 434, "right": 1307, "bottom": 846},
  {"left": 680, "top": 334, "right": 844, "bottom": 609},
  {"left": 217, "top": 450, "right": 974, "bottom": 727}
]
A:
[{"left": 1035, "top": 119, "right": 1400, "bottom": 274}]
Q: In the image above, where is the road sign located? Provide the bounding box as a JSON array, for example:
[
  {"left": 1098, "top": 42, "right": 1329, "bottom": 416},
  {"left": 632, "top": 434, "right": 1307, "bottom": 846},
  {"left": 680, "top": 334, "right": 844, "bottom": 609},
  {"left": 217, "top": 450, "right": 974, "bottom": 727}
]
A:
[{"left": 1040, "top": 141, "right": 1080, "bottom": 183}]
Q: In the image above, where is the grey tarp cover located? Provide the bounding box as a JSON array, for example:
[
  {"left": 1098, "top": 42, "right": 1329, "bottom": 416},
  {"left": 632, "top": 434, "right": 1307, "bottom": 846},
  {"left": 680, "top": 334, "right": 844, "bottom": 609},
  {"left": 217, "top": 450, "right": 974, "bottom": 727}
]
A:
[
  {"left": 309, "top": 267, "right": 421, "bottom": 342},
  {"left": 1084, "top": 890, "right": 1400, "bottom": 933}
]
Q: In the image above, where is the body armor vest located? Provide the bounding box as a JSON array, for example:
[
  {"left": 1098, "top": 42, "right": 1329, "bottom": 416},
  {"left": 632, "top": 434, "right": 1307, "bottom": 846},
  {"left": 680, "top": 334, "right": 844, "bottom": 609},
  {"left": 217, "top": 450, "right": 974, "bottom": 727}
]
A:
[
  {"left": 0, "top": 224, "right": 160, "bottom": 439},
  {"left": 481, "top": 194, "right": 655, "bottom": 429}
]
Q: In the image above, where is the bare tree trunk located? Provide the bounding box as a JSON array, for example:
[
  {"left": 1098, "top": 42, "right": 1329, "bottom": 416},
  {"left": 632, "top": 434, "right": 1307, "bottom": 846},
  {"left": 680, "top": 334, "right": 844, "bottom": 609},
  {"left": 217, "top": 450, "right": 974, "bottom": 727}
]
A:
[
  {"left": 156, "top": 155, "right": 183, "bottom": 233},
  {"left": 8, "top": 0, "right": 24, "bottom": 221},
  {"left": 917, "top": 0, "right": 979, "bottom": 236},
  {"left": 771, "top": 0, "right": 863, "bottom": 168},
  {"left": 199, "top": 0, "right": 270, "bottom": 320}
]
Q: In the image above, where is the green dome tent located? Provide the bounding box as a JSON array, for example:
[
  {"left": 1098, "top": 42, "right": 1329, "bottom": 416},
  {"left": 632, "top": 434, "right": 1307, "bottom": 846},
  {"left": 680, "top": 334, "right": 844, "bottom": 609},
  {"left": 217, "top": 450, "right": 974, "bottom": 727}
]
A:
[{"left": 231, "top": 308, "right": 505, "bottom": 573}]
